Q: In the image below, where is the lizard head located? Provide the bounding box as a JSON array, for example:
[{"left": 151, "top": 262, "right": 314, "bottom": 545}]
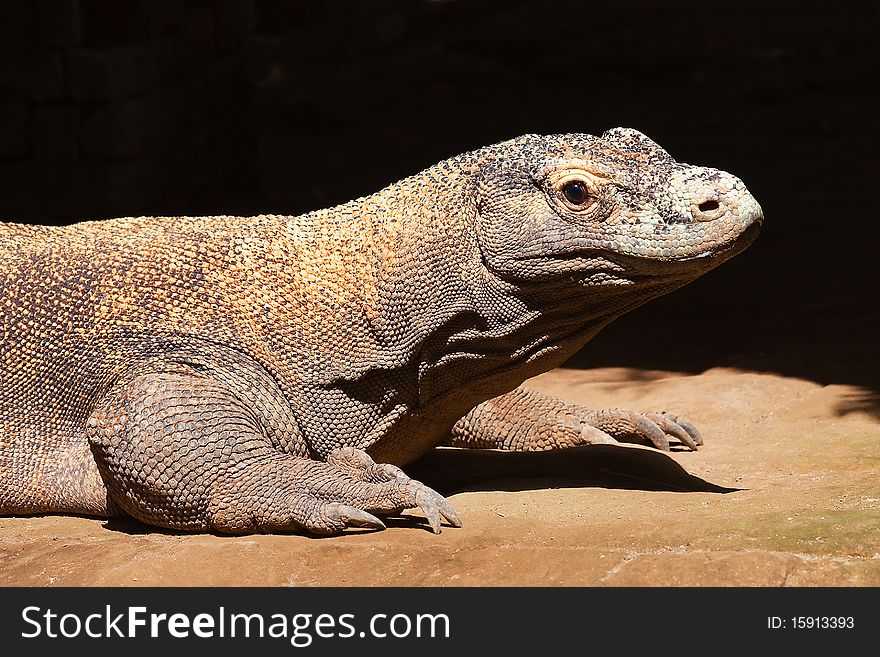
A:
[{"left": 473, "top": 128, "right": 762, "bottom": 286}]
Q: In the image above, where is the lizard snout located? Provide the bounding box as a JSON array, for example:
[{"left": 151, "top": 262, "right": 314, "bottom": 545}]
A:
[{"left": 685, "top": 171, "right": 763, "bottom": 231}]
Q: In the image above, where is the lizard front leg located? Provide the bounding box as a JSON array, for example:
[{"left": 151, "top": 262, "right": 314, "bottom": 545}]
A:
[
  {"left": 87, "top": 369, "right": 460, "bottom": 535},
  {"left": 448, "top": 387, "right": 703, "bottom": 452}
]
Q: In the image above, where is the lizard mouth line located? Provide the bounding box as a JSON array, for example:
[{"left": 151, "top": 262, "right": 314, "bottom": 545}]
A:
[
  {"left": 675, "top": 220, "right": 762, "bottom": 263},
  {"left": 523, "top": 220, "right": 762, "bottom": 272}
]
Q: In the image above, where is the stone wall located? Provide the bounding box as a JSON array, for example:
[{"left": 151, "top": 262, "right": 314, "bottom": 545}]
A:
[
  {"left": 0, "top": 0, "right": 266, "bottom": 222},
  {"left": 0, "top": 0, "right": 456, "bottom": 223},
  {"left": 0, "top": 0, "right": 869, "bottom": 231}
]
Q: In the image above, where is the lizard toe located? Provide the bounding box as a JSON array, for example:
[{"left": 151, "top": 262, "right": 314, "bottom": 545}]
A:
[
  {"left": 323, "top": 503, "right": 386, "bottom": 533},
  {"left": 327, "top": 446, "right": 408, "bottom": 484},
  {"left": 309, "top": 459, "right": 463, "bottom": 533},
  {"left": 588, "top": 407, "right": 704, "bottom": 452},
  {"left": 413, "top": 484, "right": 462, "bottom": 533},
  {"left": 634, "top": 415, "right": 671, "bottom": 451},
  {"left": 643, "top": 413, "right": 699, "bottom": 451},
  {"left": 674, "top": 417, "right": 704, "bottom": 446}
]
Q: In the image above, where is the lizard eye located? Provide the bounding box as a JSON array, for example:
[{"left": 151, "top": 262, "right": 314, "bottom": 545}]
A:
[{"left": 560, "top": 180, "right": 595, "bottom": 209}]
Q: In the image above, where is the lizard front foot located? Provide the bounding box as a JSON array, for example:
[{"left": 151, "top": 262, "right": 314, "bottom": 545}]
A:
[
  {"left": 321, "top": 446, "right": 462, "bottom": 534},
  {"left": 451, "top": 389, "right": 705, "bottom": 453},
  {"left": 583, "top": 409, "right": 703, "bottom": 451}
]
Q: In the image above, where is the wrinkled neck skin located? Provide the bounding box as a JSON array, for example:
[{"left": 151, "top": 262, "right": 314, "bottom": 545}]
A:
[{"left": 422, "top": 253, "right": 703, "bottom": 404}]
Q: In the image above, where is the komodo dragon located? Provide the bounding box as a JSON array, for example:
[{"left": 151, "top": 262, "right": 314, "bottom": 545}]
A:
[{"left": 0, "top": 129, "right": 762, "bottom": 535}]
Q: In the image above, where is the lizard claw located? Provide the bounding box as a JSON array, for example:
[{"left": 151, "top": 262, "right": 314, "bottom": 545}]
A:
[
  {"left": 629, "top": 411, "right": 704, "bottom": 451},
  {"left": 643, "top": 412, "right": 700, "bottom": 450},
  {"left": 635, "top": 415, "right": 671, "bottom": 451},
  {"left": 670, "top": 416, "right": 703, "bottom": 446},
  {"left": 588, "top": 408, "right": 705, "bottom": 451},
  {"left": 414, "top": 485, "right": 463, "bottom": 533},
  {"left": 316, "top": 448, "right": 463, "bottom": 534},
  {"left": 326, "top": 503, "right": 386, "bottom": 531}
]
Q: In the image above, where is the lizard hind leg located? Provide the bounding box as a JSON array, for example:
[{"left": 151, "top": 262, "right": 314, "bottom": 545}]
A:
[{"left": 86, "top": 370, "right": 460, "bottom": 535}]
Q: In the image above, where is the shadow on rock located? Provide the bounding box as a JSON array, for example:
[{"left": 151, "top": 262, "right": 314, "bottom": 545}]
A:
[
  {"left": 409, "top": 445, "right": 738, "bottom": 496},
  {"left": 101, "top": 517, "right": 185, "bottom": 536}
]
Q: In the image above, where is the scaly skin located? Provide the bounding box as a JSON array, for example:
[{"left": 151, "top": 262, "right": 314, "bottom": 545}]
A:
[{"left": 0, "top": 128, "right": 762, "bottom": 535}]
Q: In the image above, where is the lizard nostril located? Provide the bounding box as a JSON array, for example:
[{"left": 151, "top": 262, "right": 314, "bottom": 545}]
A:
[{"left": 698, "top": 200, "right": 719, "bottom": 213}]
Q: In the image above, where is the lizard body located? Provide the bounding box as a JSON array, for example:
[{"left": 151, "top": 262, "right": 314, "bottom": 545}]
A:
[{"left": 0, "top": 129, "right": 761, "bottom": 534}]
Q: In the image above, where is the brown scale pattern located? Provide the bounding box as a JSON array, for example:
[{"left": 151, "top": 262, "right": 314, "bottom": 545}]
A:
[{"left": 0, "top": 129, "right": 761, "bottom": 534}]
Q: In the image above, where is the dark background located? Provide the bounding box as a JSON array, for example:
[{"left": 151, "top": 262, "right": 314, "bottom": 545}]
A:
[{"left": 1, "top": 0, "right": 876, "bottom": 416}]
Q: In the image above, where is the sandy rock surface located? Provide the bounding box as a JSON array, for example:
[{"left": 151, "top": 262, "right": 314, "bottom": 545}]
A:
[{"left": 2, "top": 365, "right": 876, "bottom": 587}]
